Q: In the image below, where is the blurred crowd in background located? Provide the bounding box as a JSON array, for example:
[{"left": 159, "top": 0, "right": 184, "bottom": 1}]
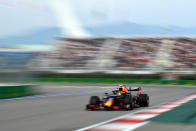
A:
[
  {"left": 0, "top": 37, "right": 195, "bottom": 71},
  {"left": 34, "top": 37, "right": 196, "bottom": 71},
  {"left": 170, "top": 38, "right": 196, "bottom": 68}
]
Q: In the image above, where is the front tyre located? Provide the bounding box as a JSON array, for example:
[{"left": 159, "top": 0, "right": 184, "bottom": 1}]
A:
[{"left": 90, "top": 96, "right": 100, "bottom": 105}]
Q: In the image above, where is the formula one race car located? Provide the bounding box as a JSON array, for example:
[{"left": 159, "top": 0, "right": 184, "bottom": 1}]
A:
[{"left": 86, "top": 85, "right": 149, "bottom": 110}]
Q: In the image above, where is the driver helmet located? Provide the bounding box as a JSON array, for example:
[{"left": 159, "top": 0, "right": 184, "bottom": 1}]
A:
[{"left": 118, "top": 84, "right": 127, "bottom": 92}]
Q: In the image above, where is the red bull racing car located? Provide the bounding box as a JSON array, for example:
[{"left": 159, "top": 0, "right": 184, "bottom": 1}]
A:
[{"left": 86, "top": 85, "right": 149, "bottom": 110}]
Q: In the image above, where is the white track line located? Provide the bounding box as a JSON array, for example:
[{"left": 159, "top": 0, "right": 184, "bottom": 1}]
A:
[
  {"left": 124, "top": 122, "right": 149, "bottom": 131},
  {"left": 75, "top": 109, "right": 143, "bottom": 131}
]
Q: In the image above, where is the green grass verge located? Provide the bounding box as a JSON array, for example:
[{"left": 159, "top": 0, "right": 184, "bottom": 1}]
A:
[
  {"left": 34, "top": 78, "right": 196, "bottom": 85},
  {"left": 150, "top": 98, "right": 196, "bottom": 124}
]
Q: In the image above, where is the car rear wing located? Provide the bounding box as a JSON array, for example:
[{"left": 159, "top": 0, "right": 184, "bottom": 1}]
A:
[{"left": 128, "top": 87, "right": 140, "bottom": 91}]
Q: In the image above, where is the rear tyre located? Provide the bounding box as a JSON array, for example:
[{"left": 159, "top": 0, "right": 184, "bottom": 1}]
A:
[
  {"left": 139, "top": 94, "right": 149, "bottom": 107},
  {"left": 90, "top": 96, "right": 100, "bottom": 105}
]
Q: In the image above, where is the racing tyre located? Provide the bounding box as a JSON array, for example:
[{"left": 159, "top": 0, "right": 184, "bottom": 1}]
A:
[
  {"left": 124, "top": 95, "right": 134, "bottom": 110},
  {"left": 139, "top": 94, "right": 149, "bottom": 107},
  {"left": 90, "top": 96, "right": 100, "bottom": 105}
]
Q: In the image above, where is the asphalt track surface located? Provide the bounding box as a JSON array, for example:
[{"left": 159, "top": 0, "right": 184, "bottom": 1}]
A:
[{"left": 0, "top": 83, "right": 196, "bottom": 131}]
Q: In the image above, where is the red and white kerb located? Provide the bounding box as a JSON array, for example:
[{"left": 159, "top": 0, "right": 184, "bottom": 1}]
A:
[{"left": 76, "top": 94, "right": 196, "bottom": 131}]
